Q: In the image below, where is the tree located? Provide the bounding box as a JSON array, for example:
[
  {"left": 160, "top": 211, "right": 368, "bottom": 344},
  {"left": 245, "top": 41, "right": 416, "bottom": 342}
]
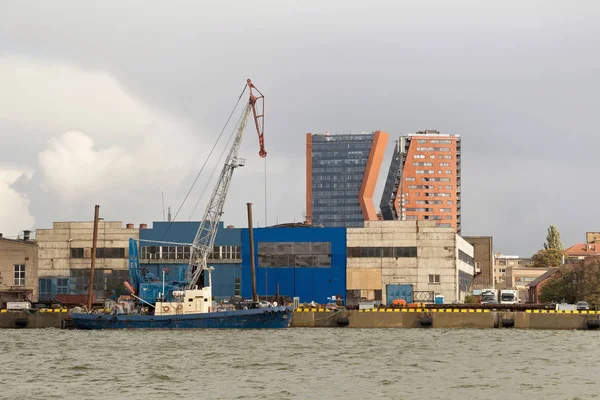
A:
[
  {"left": 531, "top": 248, "right": 564, "bottom": 269},
  {"left": 539, "top": 276, "right": 567, "bottom": 303},
  {"left": 539, "top": 257, "right": 600, "bottom": 306},
  {"left": 543, "top": 225, "right": 563, "bottom": 251},
  {"left": 531, "top": 225, "right": 565, "bottom": 268}
]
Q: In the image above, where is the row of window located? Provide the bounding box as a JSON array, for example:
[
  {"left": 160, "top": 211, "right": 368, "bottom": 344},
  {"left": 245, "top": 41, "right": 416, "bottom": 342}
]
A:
[
  {"left": 141, "top": 246, "right": 241, "bottom": 260},
  {"left": 407, "top": 200, "right": 453, "bottom": 205},
  {"left": 416, "top": 147, "right": 451, "bottom": 152},
  {"left": 415, "top": 170, "right": 453, "bottom": 175},
  {"left": 257, "top": 242, "right": 332, "bottom": 268},
  {"left": 404, "top": 215, "right": 453, "bottom": 220},
  {"left": 258, "top": 254, "right": 331, "bottom": 268},
  {"left": 312, "top": 167, "right": 368, "bottom": 173},
  {"left": 422, "top": 177, "right": 450, "bottom": 182},
  {"left": 414, "top": 154, "right": 453, "bottom": 159},
  {"left": 416, "top": 139, "right": 453, "bottom": 144},
  {"left": 346, "top": 247, "right": 418, "bottom": 258},
  {"left": 70, "top": 248, "right": 126, "bottom": 259},
  {"left": 408, "top": 185, "right": 436, "bottom": 189}
]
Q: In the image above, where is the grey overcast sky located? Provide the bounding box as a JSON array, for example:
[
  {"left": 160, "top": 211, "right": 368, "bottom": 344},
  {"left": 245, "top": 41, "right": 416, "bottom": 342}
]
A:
[{"left": 1, "top": 0, "right": 599, "bottom": 256}]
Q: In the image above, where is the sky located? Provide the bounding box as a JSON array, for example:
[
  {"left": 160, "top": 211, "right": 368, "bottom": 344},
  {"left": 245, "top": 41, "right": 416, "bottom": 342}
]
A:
[{"left": 1, "top": 0, "right": 599, "bottom": 256}]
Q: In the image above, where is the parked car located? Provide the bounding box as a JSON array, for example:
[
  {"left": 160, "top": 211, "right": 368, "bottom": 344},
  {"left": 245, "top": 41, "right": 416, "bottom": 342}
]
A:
[{"left": 576, "top": 301, "right": 589, "bottom": 310}]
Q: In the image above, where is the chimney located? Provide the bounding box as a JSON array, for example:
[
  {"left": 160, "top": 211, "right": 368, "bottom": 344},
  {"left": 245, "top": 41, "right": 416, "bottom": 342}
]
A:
[
  {"left": 126, "top": 223, "right": 134, "bottom": 229},
  {"left": 139, "top": 223, "right": 148, "bottom": 229},
  {"left": 23, "top": 230, "right": 31, "bottom": 241}
]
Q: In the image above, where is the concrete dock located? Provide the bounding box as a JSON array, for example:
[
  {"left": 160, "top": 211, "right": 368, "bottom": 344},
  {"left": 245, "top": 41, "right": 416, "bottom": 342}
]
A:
[
  {"left": 2, "top": 307, "right": 599, "bottom": 330},
  {"left": 291, "top": 308, "right": 600, "bottom": 330}
]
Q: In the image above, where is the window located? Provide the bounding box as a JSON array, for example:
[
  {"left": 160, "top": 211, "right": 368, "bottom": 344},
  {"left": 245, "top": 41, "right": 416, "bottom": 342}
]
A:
[
  {"left": 234, "top": 277, "right": 241, "bottom": 296},
  {"left": 414, "top": 154, "right": 425, "bottom": 159},
  {"left": 446, "top": 200, "right": 454, "bottom": 204},
  {"left": 429, "top": 274, "right": 440, "bottom": 283},
  {"left": 445, "top": 170, "right": 452, "bottom": 174},
  {"left": 445, "top": 185, "right": 453, "bottom": 189},
  {"left": 499, "top": 260, "right": 506, "bottom": 265},
  {"left": 258, "top": 242, "right": 331, "bottom": 267},
  {"left": 430, "top": 155, "right": 435, "bottom": 159},
  {"left": 413, "top": 162, "right": 433, "bottom": 167},
  {"left": 405, "top": 215, "right": 418, "bottom": 220},
  {"left": 70, "top": 248, "right": 84, "bottom": 258},
  {"left": 141, "top": 246, "right": 159, "bottom": 259},
  {"left": 459, "top": 250, "right": 474, "bottom": 266},
  {"left": 14, "top": 264, "right": 25, "bottom": 286},
  {"left": 440, "top": 208, "right": 451, "bottom": 212},
  {"left": 57, "top": 278, "right": 69, "bottom": 294},
  {"left": 440, "top": 162, "right": 450, "bottom": 167},
  {"left": 444, "top": 155, "right": 452, "bottom": 159},
  {"left": 445, "top": 215, "right": 453, "bottom": 220},
  {"left": 96, "top": 248, "right": 126, "bottom": 258},
  {"left": 415, "top": 170, "right": 434, "bottom": 174},
  {"left": 417, "top": 139, "right": 427, "bottom": 144},
  {"left": 405, "top": 177, "right": 415, "bottom": 181}
]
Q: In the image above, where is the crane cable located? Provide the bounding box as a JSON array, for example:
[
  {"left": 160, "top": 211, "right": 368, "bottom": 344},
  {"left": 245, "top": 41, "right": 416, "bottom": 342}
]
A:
[
  {"left": 187, "top": 106, "right": 247, "bottom": 220},
  {"left": 159, "top": 83, "right": 248, "bottom": 242}
]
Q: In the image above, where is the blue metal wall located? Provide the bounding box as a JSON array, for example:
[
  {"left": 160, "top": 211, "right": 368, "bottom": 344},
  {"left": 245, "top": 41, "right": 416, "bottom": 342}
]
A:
[
  {"left": 139, "top": 222, "right": 242, "bottom": 300},
  {"left": 241, "top": 227, "right": 346, "bottom": 304}
]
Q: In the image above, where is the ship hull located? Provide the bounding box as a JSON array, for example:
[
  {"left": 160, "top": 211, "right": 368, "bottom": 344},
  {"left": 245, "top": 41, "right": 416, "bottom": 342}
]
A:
[{"left": 70, "top": 306, "right": 292, "bottom": 330}]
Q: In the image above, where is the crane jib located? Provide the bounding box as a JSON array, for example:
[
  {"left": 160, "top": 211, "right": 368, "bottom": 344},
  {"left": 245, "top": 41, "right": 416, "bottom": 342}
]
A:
[{"left": 187, "top": 79, "right": 266, "bottom": 289}]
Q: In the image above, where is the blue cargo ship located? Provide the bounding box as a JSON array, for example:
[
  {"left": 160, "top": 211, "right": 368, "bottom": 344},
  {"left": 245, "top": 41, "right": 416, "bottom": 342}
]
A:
[
  {"left": 70, "top": 239, "right": 292, "bottom": 330},
  {"left": 70, "top": 306, "right": 292, "bottom": 330}
]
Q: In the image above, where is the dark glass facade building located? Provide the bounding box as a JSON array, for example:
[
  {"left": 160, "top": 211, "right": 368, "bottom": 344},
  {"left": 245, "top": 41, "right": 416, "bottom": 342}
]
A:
[{"left": 306, "top": 132, "right": 388, "bottom": 228}]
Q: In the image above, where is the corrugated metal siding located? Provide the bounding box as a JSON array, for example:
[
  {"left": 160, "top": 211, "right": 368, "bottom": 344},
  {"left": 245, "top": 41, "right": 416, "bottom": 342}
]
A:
[{"left": 241, "top": 227, "right": 346, "bottom": 304}]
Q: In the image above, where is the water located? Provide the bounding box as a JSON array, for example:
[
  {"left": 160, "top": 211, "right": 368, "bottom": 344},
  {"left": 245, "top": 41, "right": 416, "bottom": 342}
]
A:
[{"left": 1, "top": 328, "right": 599, "bottom": 400}]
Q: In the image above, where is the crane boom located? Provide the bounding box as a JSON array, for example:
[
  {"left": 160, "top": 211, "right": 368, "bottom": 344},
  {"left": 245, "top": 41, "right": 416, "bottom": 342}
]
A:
[{"left": 187, "top": 79, "right": 266, "bottom": 289}]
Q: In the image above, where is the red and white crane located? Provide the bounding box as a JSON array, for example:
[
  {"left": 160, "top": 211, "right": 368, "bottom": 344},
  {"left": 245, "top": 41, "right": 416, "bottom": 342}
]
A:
[{"left": 187, "top": 79, "right": 266, "bottom": 289}]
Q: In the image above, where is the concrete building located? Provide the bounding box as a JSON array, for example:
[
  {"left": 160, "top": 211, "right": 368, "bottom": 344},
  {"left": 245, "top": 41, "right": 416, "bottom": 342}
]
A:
[
  {"left": 527, "top": 268, "right": 559, "bottom": 304},
  {"left": 504, "top": 266, "right": 549, "bottom": 302},
  {"left": 493, "top": 254, "right": 532, "bottom": 287},
  {"left": 463, "top": 236, "right": 494, "bottom": 289},
  {"left": 346, "top": 220, "right": 474, "bottom": 305},
  {"left": 586, "top": 232, "right": 600, "bottom": 244},
  {"left": 380, "top": 130, "right": 462, "bottom": 234},
  {"left": 0, "top": 234, "right": 38, "bottom": 303},
  {"left": 139, "top": 221, "right": 242, "bottom": 300},
  {"left": 306, "top": 131, "right": 388, "bottom": 228},
  {"left": 241, "top": 226, "right": 346, "bottom": 304},
  {"left": 35, "top": 221, "right": 139, "bottom": 301}
]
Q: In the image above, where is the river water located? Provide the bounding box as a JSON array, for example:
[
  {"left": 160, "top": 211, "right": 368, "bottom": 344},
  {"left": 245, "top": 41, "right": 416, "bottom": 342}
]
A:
[{"left": 1, "top": 328, "right": 598, "bottom": 400}]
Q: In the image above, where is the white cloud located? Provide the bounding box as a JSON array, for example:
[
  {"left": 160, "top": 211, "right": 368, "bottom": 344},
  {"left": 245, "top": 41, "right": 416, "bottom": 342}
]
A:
[
  {"left": 0, "top": 168, "right": 35, "bottom": 237},
  {"left": 38, "top": 131, "right": 133, "bottom": 200}
]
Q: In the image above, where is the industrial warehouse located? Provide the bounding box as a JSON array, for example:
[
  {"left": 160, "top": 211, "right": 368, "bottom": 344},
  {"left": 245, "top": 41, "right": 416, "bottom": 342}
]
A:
[{"left": 0, "top": 219, "right": 475, "bottom": 307}]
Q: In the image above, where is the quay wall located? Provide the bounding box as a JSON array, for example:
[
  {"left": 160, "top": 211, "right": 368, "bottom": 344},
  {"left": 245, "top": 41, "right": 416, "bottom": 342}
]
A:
[
  {"left": 0, "top": 309, "right": 66, "bottom": 329},
  {"left": 291, "top": 308, "right": 599, "bottom": 330}
]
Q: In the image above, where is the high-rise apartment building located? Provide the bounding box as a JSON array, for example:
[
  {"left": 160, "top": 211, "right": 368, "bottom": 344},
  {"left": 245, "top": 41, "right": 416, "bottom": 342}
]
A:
[
  {"left": 306, "top": 131, "right": 388, "bottom": 227},
  {"left": 380, "top": 130, "right": 462, "bottom": 233}
]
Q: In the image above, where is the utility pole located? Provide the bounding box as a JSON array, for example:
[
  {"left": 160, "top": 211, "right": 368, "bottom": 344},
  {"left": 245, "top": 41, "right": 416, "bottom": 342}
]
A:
[
  {"left": 247, "top": 203, "right": 258, "bottom": 303},
  {"left": 87, "top": 205, "right": 100, "bottom": 310}
]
